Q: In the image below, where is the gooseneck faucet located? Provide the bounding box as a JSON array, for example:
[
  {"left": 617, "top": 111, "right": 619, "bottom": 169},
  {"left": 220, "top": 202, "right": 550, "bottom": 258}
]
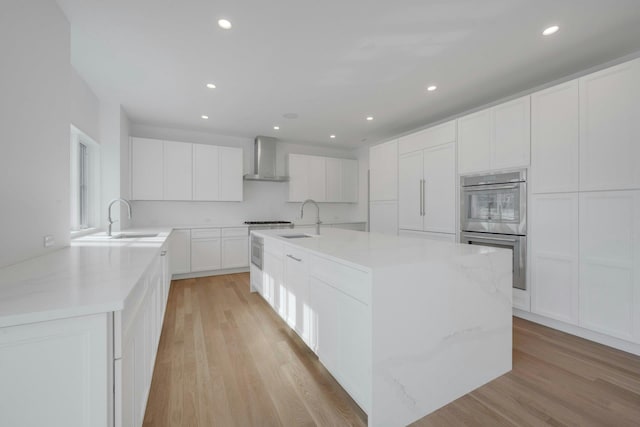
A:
[
  {"left": 108, "top": 198, "right": 132, "bottom": 237},
  {"left": 300, "top": 199, "right": 321, "bottom": 235}
]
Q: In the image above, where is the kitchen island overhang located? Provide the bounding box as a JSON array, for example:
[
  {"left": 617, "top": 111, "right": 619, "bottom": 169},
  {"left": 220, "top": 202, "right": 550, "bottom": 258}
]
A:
[{"left": 250, "top": 228, "right": 512, "bottom": 427}]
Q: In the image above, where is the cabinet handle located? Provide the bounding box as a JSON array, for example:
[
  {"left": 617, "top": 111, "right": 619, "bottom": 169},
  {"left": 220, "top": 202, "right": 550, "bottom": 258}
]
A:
[
  {"left": 419, "top": 180, "right": 423, "bottom": 216},
  {"left": 286, "top": 254, "right": 302, "bottom": 262},
  {"left": 160, "top": 251, "right": 167, "bottom": 256}
]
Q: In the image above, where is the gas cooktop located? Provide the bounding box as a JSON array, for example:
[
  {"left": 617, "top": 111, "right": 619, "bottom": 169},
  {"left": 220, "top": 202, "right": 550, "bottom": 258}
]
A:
[{"left": 244, "top": 220, "right": 293, "bottom": 225}]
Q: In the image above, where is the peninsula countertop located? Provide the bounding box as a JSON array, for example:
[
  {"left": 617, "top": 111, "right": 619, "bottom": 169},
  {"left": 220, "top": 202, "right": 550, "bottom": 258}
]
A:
[{"left": 0, "top": 228, "right": 171, "bottom": 328}]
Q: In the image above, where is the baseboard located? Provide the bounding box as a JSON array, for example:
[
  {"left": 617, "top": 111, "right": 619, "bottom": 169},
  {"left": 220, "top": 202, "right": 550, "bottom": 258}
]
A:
[
  {"left": 172, "top": 267, "right": 249, "bottom": 280},
  {"left": 513, "top": 309, "right": 640, "bottom": 356}
]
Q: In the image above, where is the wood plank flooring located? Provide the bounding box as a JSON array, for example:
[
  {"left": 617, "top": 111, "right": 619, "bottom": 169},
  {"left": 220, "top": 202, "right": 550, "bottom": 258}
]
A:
[{"left": 144, "top": 273, "right": 640, "bottom": 426}]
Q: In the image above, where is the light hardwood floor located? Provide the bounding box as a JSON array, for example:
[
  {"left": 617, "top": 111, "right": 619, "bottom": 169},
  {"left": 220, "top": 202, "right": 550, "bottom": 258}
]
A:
[{"left": 144, "top": 273, "right": 640, "bottom": 426}]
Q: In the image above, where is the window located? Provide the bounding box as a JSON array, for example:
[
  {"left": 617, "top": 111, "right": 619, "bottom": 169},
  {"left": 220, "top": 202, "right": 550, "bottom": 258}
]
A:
[{"left": 70, "top": 126, "right": 100, "bottom": 233}]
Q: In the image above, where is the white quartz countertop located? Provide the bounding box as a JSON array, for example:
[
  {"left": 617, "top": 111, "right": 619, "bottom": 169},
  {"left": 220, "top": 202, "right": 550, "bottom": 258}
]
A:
[
  {"left": 252, "top": 228, "right": 507, "bottom": 271},
  {"left": 167, "top": 220, "right": 366, "bottom": 229},
  {"left": 0, "top": 228, "right": 171, "bottom": 328}
]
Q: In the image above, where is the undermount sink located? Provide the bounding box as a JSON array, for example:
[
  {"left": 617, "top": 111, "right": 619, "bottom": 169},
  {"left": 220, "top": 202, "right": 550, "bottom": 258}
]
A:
[
  {"left": 110, "top": 233, "right": 159, "bottom": 239},
  {"left": 279, "top": 234, "right": 314, "bottom": 239}
]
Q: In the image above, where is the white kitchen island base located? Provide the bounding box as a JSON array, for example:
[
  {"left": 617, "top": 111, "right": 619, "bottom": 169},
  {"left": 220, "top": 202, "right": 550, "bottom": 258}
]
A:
[{"left": 251, "top": 228, "right": 512, "bottom": 427}]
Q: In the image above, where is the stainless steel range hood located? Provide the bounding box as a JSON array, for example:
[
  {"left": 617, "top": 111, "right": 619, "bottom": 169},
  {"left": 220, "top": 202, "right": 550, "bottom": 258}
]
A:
[{"left": 243, "top": 136, "right": 289, "bottom": 182}]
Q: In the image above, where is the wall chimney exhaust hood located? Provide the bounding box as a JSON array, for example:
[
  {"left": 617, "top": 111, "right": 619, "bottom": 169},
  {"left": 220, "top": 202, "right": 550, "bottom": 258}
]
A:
[{"left": 243, "top": 136, "right": 289, "bottom": 182}]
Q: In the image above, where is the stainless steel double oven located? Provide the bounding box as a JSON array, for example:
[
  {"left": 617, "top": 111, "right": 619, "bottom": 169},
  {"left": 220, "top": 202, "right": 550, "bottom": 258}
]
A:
[{"left": 460, "top": 170, "right": 527, "bottom": 290}]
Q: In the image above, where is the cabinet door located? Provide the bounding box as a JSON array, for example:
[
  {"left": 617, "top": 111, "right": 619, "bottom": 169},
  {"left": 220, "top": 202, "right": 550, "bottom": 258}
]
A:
[
  {"left": 218, "top": 146, "right": 243, "bottom": 201},
  {"left": 369, "top": 140, "right": 398, "bottom": 201},
  {"left": 193, "top": 144, "right": 220, "bottom": 201},
  {"left": 288, "top": 154, "right": 309, "bottom": 202},
  {"left": 423, "top": 143, "right": 456, "bottom": 233},
  {"left": 169, "top": 229, "right": 191, "bottom": 274},
  {"left": 492, "top": 96, "right": 531, "bottom": 170},
  {"left": 341, "top": 159, "right": 358, "bottom": 202},
  {"left": 369, "top": 201, "right": 398, "bottom": 235},
  {"left": 221, "top": 237, "right": 248, "bottom": 268},
  {"left": 191, "top": 238, "right": 221, "bottom": 272},
  {"left": 309, "top": 277, "right": 339, "bottom": 370},
  {"left": 458, "top": 109, "right": 492, "bottom": 174},
  {"left": 163, "top": 141, "right": 192, "bottom": 200},
  {"left": 531, "top": 82, "right": 580, "bottom": 193},
  {"left": 131, "top": 137, "right": 163, "bottom": 200},
  {"left": 308, "top": 156, "right": 327, "bottom": 201},
  {"left": 530, "top": 193, "right": 579, "bottom": 324},
  {"left": 580, "top": 58, "right": 640, "bottom": 191},
  {"left": 579, "top": 191, "right": 640, "bottom": 342},
  {"left": 325, "top": 157, "right": 343, "bottom": 202},
  {"left": 283, "top": 246, "right": 308, "bottom": 339},
  {"left": 398, "top": 151, "right": 424, "bottom": 231}
]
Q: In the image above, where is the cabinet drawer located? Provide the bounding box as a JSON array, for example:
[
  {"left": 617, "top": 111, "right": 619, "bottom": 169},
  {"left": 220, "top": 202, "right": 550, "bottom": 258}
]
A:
[
  {"left": 191, "top": 228, "right": 221, "bottom": 239},
  {"left": 222, "top": 227, "right": 248, "bottom": 237},
  {"left": 310, "top": 255, "right": 370, "bottom": 305}
]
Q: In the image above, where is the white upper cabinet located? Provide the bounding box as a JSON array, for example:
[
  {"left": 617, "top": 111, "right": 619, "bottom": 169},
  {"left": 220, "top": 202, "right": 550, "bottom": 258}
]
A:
[
  {"left": 458, "top": 96, "right": 531, "bottom": 174},
  {"left": 492, "top": 96, "right": 530, "bottom": 170},
  {"left": 531, "top": 81, "right": 580, "bottom": 194},
  {"left": 458, "top": 109, "right": 492, "bottom": 174},
  {"left": 288, "top": 154, "right": 358, "bottom": 202},
  {"left": 369, "top": 140, "right": 398, "bottom": 201},
  {"left": 218, "top": 146, "right": 243, "bottom": 201},
  {"left": 326, "top": 157, "right": 342, "bottom": 202},
  {"left": 580, "top": 58, "right": 640, "bottom": 191},
  {"left": 579, "top": 190, "right": 640, "bottom": 342},
  {"left": 341, "top": 159, "right": 358, "bottom": 203},
  {"left": 163, "top": 141, "right": 192, "bottom": 200},
  {"left": 530, "top": 193, "right": 579, "bottom": 324},
  {"left": 131, "top": 137, "right": 163, "bottom": 200},
  {"left": 193, "top": 144, "right": 220, "bottom": 201},
  {"left": 423, "top": 143, "right": 456, "bottom": 233},
  {"left": 398, "top": 120, "right": 456, "bottom": 154}
]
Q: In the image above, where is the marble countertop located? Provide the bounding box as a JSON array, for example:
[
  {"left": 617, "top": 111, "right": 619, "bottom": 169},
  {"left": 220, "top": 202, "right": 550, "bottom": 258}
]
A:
[
  {"left": 0, "top": 228, "right": 171, "bottom": 328},
  {"left": 252, "top": 228, "right": 508, "bottom": 272}
]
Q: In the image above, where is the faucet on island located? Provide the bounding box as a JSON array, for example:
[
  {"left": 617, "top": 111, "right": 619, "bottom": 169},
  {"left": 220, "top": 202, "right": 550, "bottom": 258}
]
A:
[
  {"left": 107, "top": 198, "right": 132, "bottom": 237},
  {"left": 300, "top": 199, "right": 321, "bottom": 235}
]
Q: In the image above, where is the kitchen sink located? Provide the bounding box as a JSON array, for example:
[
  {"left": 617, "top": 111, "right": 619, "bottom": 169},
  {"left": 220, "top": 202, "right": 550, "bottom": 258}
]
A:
[
  {"left": 279, "top": 234, "right": 314, "bottom": 239},
  {"left": 111, "top": 233, "right": 159, "bottom": 239}
]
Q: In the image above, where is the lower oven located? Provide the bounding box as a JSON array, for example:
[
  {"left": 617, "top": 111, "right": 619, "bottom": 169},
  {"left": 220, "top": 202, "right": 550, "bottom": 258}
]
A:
[
  {"left": 250, "top": 234, "right": 264, "bottom": 270},
  {"left": 461, "top": 231, "right": 527, "bottom": 290}
]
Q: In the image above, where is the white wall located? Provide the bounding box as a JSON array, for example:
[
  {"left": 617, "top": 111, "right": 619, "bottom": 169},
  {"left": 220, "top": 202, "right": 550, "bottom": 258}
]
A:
[
  {"left": 128, "top": 124, "right": 368, "bottom": 226},
  {"left": 70, "top": 67, "right": 100, "bottom": 142},
  {"left": 0, "top": 1, "right": 71, "bottom": 268}
]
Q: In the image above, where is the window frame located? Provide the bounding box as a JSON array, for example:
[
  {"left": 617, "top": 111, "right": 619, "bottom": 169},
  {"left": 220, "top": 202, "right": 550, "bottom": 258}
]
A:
[{"left": 70, "top": 126, "right": 100, "bottom": 234}]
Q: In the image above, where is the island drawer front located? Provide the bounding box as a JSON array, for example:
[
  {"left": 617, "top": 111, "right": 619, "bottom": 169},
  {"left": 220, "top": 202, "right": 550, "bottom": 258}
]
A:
[
  {"left": 191, "top": 228, "right": 222, "bottom": 239},
  {"left": 310, "top": 256, "right": 370, "bottom": 305},
  {"left": 222, "top": 227, "right": 248, "bottom": 237}
]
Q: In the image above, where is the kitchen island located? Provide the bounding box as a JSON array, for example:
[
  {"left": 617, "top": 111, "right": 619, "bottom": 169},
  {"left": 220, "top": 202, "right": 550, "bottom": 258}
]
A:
[{"left": 250, "top": 228, "right": 512, "bottom": 427}]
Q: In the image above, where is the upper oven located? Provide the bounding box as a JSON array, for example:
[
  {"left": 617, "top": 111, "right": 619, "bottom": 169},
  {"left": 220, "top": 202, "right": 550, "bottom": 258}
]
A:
[{"left": 460, "top": 170, "right": 527, "bottom": 235}]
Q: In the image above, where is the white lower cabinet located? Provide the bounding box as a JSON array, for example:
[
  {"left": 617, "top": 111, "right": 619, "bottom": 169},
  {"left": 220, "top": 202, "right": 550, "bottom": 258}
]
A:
[
  {"left": 191, "top": 238, "right": 221, "bottom": 272},
  {"left": 283, "top": 246, "right": 309, "bottom": 341},
  {"left": 579, "top": 191, "right": 640, "bottom": 342},
  {"left": 369, "top": 201, "right": 398, "bottom": 235},
  {"left": 221, "top": 237, "right": 248, "bottom": 268},
  {"left": 169, "top": 229, "right": 191, "bottom": 274},
  {"left": 530, "top": 193, "right": 580, "bottom": 324}
]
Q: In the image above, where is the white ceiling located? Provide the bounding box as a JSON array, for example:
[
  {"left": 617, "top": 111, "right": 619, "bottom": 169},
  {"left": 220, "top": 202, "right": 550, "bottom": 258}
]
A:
[{"left": 57, "top": 0, "right": 640, "bottom": 147}]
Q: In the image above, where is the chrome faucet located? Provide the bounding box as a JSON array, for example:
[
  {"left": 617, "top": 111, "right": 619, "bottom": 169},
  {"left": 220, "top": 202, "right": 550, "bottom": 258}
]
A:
[
  {"left": 300, "top": 199, "right": 321, "bottom": 235},
  {"left": 107, "top": 198, "right": 132, "bottom": 237}
]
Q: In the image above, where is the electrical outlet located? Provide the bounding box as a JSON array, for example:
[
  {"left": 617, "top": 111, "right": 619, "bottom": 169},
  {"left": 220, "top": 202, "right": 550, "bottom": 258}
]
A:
[{"left": 43, "top": 235, "right": 55, "bottom": 248}]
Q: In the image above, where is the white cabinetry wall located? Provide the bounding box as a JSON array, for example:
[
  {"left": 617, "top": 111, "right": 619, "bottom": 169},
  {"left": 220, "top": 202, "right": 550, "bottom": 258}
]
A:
[
  {"left": 287, "top": 154, "right": 358, "bottom": 202},
  {"left": 458, "top": 96, "right": 530, "bottom": 174},
  {"left": 131, "top": 137, "right": 243, "bottom": 201}
]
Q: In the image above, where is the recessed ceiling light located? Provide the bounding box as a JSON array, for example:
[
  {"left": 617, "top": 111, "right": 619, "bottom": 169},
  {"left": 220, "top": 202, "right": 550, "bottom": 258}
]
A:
[
  {"left": 206, "top": 83, "right": 216, "bottom": 89},
  {"left": 218, "top": 19, "right": 232, "bottom": 30},
  {"left": 542, "top": 25, "right": 559, "bottom": 36},
  {"left": 427, "top": 85, "right": 437, "bottom": 91},
  {"left": 366, "top": 116, "right": 374, "bottom": 121},
  {"left": 273, "top": 126, "right": 280, "bottom": 130},
  {"left": 330, "top": 134, "right": 336, "bottom": 139},
  {"left": 201, "top": 115, "right": 209, "bottom": 119}
]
